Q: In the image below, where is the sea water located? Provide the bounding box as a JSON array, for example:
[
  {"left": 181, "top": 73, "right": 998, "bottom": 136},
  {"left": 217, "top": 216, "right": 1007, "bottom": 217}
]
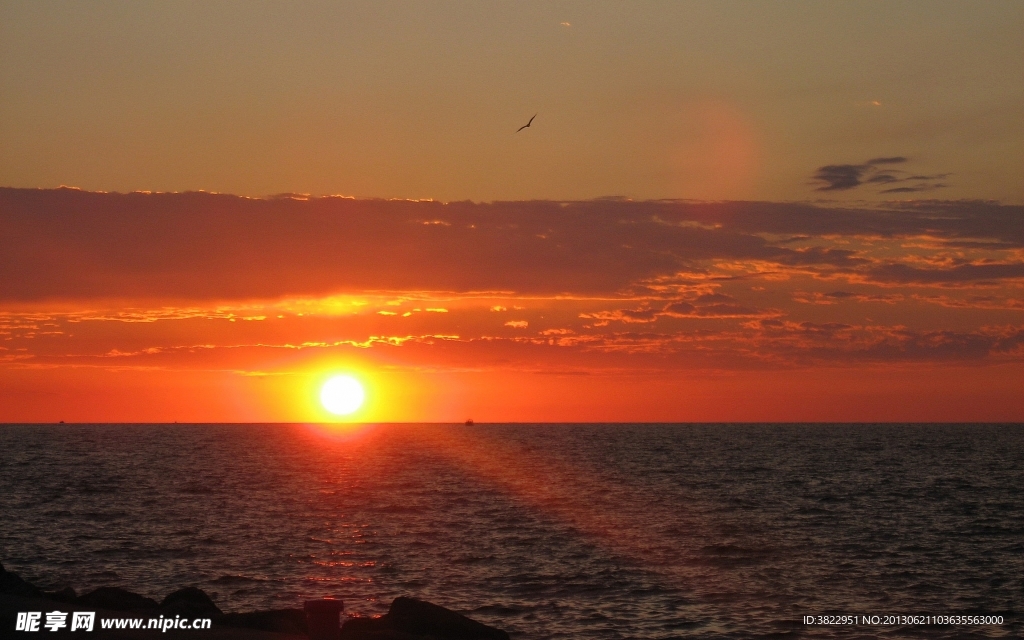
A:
[{"left": 1, "top": 423, "right": 1021, "bottom": 638}]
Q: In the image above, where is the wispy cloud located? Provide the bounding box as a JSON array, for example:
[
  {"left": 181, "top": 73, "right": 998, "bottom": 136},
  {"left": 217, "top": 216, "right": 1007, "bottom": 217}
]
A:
[
  {"left": 811, "top": 157, "right": 949, "bottom": 194},
  {"left": 812, "top": 157, "right": 907, "bottom": 191},
  {"left": 3, "top": 188, "right": 1024, "bottom": 383}
]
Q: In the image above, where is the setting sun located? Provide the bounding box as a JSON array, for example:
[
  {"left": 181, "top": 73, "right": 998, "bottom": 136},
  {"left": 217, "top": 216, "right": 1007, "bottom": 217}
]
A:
[{"left": 320, "top": 375, "right": 365, "bottom": 416}]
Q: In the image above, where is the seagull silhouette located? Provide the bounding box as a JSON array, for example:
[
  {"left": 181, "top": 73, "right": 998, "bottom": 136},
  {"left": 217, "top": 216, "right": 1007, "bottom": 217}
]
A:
[{"left": 516, "top": 114, "right": 537, "bottom": 133}]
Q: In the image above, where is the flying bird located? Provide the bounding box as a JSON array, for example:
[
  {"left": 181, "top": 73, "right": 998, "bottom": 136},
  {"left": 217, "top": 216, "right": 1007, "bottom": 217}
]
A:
[{"left": 516, "top": 114, "right": 537, "bottom": 133}]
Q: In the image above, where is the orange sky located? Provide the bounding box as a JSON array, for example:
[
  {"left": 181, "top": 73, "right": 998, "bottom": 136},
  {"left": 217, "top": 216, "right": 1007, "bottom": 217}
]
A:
[
  {"left": 2, "top": 3, "right": 1022, "bottom": 204},
  {"left": 2, "top": 189, "right": 1022, "bottom": 422},
  {"left": 1, "top": 3, "right": 1022, "bottom": 421}
]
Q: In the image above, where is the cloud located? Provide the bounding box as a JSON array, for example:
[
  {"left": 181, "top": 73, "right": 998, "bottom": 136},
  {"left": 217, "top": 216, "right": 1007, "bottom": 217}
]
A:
[
  {"left": 812, "top": 157, "right": 907, "bottom": 191},
  {"left": 792, "top": 291, "right": 904, "bottom": 305},
  {"left": 865, "top": 157, "right": 908, "bottom": 165},
  {"left": 2, "top": 188, "right": 1022, "bottom": 305},
  {"left": 743, "top": 319, "right": 1024, "bottom": 364},
  {"left": 581, "top": 291, "right": 776, "bottom": 324},
  {"left": 811, "top": 157, "right": 949, "bottom": 194},
  {"left": 864, "top": 261, "right": 1024, "bottom": 285},
  {"left": 811, "top": 165, "right": 870, "bottom": 191},
  {"left": 580, "top": 308, "right": 660, "bottom": 324},
  {"left": 3, "top": 292, "right": 1023, "bottom": 375},
  {"left": 913, "top": 294, "right": 1024, "bottom": 311},
  {"left": 879, "top": 182, "right": 948, "bottom": 194}
]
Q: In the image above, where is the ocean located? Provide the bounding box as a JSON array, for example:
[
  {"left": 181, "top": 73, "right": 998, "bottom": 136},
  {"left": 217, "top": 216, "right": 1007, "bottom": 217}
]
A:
[{"left": 1, "top": 423, "right": 1021, "bottom": 638}]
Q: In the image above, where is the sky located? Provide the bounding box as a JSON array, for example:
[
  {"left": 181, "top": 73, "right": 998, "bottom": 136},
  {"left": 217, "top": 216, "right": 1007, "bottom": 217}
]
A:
[{"left": 1, "top": 1, "right": 1023, "bottom": 422}]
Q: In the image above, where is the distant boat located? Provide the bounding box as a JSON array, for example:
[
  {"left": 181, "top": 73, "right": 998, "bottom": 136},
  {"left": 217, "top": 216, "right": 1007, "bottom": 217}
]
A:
[{"left": 464, "top": 419, "right": 474, "bottom": 426}]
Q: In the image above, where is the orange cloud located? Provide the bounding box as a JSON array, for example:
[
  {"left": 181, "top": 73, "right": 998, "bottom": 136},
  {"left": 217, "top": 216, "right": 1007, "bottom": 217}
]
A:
[{"left": 3, "top": 189, "right": 1024, "bottom": 421}]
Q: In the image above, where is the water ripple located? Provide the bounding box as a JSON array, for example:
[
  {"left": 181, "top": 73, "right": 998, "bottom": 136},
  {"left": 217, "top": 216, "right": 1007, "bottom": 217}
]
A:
[{"left": 1, "top": 423, "right": 1021, "bottom": 638}]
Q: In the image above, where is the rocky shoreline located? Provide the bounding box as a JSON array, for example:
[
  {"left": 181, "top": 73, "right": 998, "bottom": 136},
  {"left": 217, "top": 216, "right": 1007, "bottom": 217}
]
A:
[{"left": 0, "top": 562, "right": 510, "bottom": 639}]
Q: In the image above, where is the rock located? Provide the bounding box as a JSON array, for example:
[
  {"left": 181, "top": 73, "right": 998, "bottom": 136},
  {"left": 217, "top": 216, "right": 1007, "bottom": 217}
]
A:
[
  {"left": 160, "top": 586, "right": 223, "bottom": 617},
  {"left": 340, "top": 616, "right": 419, "bottom": 640},
  {"left": 305, "top": 598, "right": 345, "bottom": 640},
  {"left": 46, "top": 587, "right": 78, "bottom": 603},
  {"left": 388, "top": 597, "right": 510, "bottom": 640},
  {"left": 1, "top": 566, "right": 510, "bottom": 640},
  {"left": 215, "top": 608, "right": 308, "bottom": 635},
  {"left": 340, "top": 597, "right": 510, "bottom": 640},
  {"left": 0, "top": 562, "right": 43, "bottom": 598},
  {"left": 78, "top": 586, "right": 159, "bottom": 611}
]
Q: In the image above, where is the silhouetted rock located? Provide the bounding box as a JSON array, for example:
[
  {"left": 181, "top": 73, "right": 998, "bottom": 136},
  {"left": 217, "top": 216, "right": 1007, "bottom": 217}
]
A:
[
  {"left": 0, "top": 562, "right": 42, "bottom": 598},
  {"left": 161, "top": 586, "right": 223, "bottom": 617},
  {"left": 340, "top": 616, "right": 412, "bottom": 640},
  {"left": 389, "top": 597, "right": 509, "bottom": 640},
  {"left": 79, "top": 586, "right": 159, "bottom": 611},
  {"left": 216, "top": 608, "right": 308, "bottom": 635},
  {"left": 305, "top": 598, "right": 345, "bottom": 640},
  {"left": 45, "top": 586, "right": 77, "bottom": 603},
  {"left": 340, "top": 597, "right": 509, "bottom": 640},
  {"left": 1, "top": 564, "right": 510, "bottom": 640}
]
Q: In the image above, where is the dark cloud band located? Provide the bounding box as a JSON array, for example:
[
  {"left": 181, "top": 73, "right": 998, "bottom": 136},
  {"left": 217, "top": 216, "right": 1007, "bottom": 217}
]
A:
[
  {"left": 811, "top": 156, "right": 949, "bottom": 193},
  {"left": 1, "top": 188, "right": 1021, "bottom": 302}
]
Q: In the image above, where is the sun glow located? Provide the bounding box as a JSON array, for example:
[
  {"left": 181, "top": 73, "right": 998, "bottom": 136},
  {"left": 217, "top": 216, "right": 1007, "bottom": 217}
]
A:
[{"left": 320, "top": 375, "right": 365, "bottom": 415}]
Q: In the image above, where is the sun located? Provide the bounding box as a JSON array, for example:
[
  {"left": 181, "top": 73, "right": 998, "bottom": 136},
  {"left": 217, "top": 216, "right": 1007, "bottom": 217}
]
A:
[{"left": 320, "top": 375, "right": 365, "bottom": 415}]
